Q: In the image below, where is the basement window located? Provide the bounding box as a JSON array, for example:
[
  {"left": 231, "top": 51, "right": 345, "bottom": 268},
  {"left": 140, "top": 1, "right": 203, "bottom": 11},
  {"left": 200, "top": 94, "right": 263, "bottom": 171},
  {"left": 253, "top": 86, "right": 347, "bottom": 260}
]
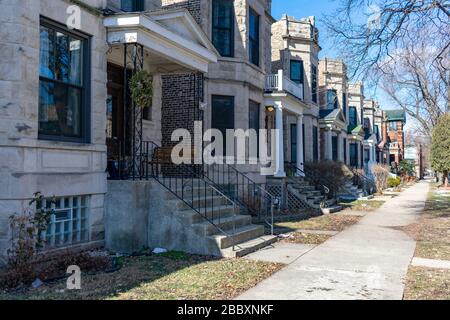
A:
[{"left": 41, "top": 196, "right": 90, "bottom": 248}]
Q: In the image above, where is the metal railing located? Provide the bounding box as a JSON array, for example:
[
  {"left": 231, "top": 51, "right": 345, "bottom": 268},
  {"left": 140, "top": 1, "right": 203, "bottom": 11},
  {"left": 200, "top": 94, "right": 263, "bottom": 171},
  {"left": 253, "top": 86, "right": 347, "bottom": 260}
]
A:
[
  {"left": 284, "top": 162, "right": 331, "bottom": 204},
  {"left": 203, "top": 163, "right": 278, "bottom": 234},
  {"left": 110, "top": 141, "right": 243, "bottom": 249},
  {"left": 265, "top": 69, "right": 304, "bottom": 100},
  {"left": 351, "top": 168, "right": 376, "bottom": 195}
]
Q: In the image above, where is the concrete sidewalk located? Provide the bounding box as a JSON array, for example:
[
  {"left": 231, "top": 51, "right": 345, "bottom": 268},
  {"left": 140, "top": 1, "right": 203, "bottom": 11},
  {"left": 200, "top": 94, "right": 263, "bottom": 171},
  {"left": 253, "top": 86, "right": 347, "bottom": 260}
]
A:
[{"left": 237, "top": 181, "right": 430, "bottom": 300}]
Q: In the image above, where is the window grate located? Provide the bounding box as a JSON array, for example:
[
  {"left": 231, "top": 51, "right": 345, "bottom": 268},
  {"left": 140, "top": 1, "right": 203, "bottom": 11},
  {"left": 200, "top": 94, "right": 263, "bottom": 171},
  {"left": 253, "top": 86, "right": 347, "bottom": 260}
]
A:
[{"left": 41, "top": 196, "right": 90, "bottom": 248}]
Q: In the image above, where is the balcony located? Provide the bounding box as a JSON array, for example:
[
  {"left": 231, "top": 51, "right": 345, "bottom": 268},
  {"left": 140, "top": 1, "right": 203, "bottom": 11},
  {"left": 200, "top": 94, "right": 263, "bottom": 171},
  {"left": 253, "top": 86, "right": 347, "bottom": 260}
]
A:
[{"left": 265, "top": 70, "right": 304, "bottom": 101}]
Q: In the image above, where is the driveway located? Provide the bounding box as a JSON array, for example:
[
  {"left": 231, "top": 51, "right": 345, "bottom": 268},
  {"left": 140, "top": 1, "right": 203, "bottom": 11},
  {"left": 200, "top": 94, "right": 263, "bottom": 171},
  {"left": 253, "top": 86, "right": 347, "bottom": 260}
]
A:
[{"left": 237, "top": 181, "right": 430, "bottom": 300}]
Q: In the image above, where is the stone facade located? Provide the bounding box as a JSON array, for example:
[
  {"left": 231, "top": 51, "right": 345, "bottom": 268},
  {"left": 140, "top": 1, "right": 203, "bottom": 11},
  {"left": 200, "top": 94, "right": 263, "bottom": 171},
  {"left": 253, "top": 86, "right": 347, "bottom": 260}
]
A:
[
  {"left": 347, "top": 82, "right": 365, "bottom": 167},
  {"left": 0, "top": 0, "right": 109, "bottom": 261},
  {"left": 270, "top": 15, "right": 321, "bottom": 164},
  {"left": 318, "top": 59, "right": 349, "bottom": 163}
]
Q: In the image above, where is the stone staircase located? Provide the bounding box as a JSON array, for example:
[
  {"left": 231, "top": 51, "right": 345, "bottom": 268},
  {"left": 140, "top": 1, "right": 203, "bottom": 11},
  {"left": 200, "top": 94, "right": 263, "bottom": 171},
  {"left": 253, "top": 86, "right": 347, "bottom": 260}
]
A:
[
  {"left": 336, "top": 181, "right": 373, "bottom": 201},
  {"left": 157, "top": 182, "right": 277, "bottom": 258},
  {"left": 284, "top": 177, "right": 342, "bottom": 214}
]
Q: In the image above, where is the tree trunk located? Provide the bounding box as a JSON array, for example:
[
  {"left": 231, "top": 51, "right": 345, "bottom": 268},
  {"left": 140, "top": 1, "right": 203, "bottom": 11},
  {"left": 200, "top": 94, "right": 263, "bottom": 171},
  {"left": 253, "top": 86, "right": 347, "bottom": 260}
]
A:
[{"left": 444, "top": 170, "right": 449, "bottom": 189}]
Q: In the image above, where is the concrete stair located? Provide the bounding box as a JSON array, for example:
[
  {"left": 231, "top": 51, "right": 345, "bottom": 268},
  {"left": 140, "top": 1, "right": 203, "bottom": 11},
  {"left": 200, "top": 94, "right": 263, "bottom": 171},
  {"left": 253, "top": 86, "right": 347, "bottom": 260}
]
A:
[
  {"left": 337, "top": 182, "right": 367, "bottom": 201},
  {"left": 286, "top": 177, "right": 341, "bottom": 213},
  {"left": 162, "top": 184, "right": 276, "bottom": 257}
]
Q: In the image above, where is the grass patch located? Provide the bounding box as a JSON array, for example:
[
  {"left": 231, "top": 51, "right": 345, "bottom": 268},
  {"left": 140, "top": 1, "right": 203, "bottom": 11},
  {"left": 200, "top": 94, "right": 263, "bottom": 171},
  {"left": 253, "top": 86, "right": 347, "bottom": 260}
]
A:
[
  {"left": 404, "top": 266, "right": 450, "bottom": 300},
  {"left": 404, "top": 188, "right": 450, "bottom": 260},
  {"left": 282, "top": 232, "right": 332, "bottom": 245},
  {"left": 275, "top": 215, "right": 361, "bottom": 233},
  {"left": 0, "top": 254, "right": 283, "bottom": 300},
  {"left": 340, "top": 200, "right": 385, "bottom": 212}
]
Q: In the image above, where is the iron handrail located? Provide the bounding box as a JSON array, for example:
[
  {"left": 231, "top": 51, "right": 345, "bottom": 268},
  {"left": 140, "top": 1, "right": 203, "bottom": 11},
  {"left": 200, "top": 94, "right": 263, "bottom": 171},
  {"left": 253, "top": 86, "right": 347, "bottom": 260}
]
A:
[
  {"left": 351, "top": 168, "right": 376, "bottom": 194},
  {"left": 203, "top": 163, "right": 277, "bottom": 235},
  {"left": 142, "top": 141, "right": 241, "bottom": 250},
  {"left": 284, "top": 162, "right": 331, "bottom": 196}
]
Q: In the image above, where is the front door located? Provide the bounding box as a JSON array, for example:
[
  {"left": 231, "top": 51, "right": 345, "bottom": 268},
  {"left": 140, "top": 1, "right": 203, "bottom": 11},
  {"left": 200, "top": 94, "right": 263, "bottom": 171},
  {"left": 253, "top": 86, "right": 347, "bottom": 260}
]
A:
[
  {"left": 106, "top": 63, "right": 132, "bottom": 160},
  {"left": 290, "top": 124, "right": 297, "bottom": 163}
]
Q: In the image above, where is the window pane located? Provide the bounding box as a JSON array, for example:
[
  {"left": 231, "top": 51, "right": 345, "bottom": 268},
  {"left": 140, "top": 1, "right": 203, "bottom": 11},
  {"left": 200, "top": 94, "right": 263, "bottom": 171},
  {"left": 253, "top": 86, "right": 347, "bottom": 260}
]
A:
[
  {"left": 212, "top": 28, "right": 232, "bottom": 57},
  {"left": 40, "top": 26, "right": 55, "bottom": 79},
  {"left": 349, "top": 107, "right": 357, "bottom": 126},
  {"left": 327, "top": 90, "right": 337, "bottom": 109},
  {"left": 39, "top": 80, "right": 82, "bottom": 137},
  {"left": 40, "top": 26, "right": 83, "bottom": 86},
  {"left": 312, "top": 65, "right": 318, "bottom": 103},
  {"left": 121, "top": 0, "right": 144, "bottom": 12},
  {"left": 212, "top": 0, "right": 234, "bottom": 57},
  {"left": 249, "top": 101, "right": 260, "bottom": 131},
  {"left": 290, "top": 61, "right": 304, "bottom": 85},
  {"left": 249, "top": 9, "right": 259, "bottom": 66},
  {"left": 212, "top": 95, "right": 235, "bottom": 154}
]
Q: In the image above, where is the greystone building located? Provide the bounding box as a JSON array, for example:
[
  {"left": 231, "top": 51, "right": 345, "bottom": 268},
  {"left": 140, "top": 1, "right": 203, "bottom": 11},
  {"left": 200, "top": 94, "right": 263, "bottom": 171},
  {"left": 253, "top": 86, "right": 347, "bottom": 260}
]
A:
[{"left": 0, "top": 0, "right": 384, "bottom": 260}]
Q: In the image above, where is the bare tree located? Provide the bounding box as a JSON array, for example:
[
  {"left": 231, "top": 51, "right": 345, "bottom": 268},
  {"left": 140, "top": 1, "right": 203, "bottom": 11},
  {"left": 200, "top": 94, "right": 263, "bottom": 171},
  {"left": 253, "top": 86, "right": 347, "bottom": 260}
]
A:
[
  {"left": 379, "top": 30, "right": 448, "bottom": 137},
  {"left": 323, "top": 0, "right": 450, "bottom": 135},
  {"left": 323, "top": 0, "right": 450, "bottom": 79}
]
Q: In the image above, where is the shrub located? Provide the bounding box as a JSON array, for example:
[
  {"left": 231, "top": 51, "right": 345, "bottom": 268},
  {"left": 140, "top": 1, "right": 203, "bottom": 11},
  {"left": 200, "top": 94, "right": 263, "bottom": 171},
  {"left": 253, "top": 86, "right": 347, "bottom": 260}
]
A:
[
  {"left": 398, "top": 160, "right": 416, "bottom": 177},
  {"left": 387, "top": 176, "right": 401, "bottom": 188},
  {"left": 1, "top": 192, "right": 111, "bottom": 290},
  {"left": 371, "top": 165, "right": 390, "bottom": 194},
  {"left": 305, "top": 161, "right": 354, "bottom": 197}
]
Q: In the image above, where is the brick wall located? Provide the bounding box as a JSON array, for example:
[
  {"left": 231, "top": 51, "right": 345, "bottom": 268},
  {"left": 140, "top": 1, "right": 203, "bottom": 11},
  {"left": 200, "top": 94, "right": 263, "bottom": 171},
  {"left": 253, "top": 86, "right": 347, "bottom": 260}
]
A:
[
  {"left": 161, "top": 74, "right": 202, "bottom": 147},
  {"left": 161, "top": 0, "right": 202, "bottom": 24}
]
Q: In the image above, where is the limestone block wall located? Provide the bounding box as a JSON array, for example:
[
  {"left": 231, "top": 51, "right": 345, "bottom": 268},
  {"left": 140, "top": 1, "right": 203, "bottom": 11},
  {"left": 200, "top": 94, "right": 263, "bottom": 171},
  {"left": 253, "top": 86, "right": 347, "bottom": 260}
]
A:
[
  {"left": 318, "top": 58, "right": 349, "bottom": 126},
  {"left": 271, "top": 15, "right": 320, "bottom": 117},
  {"left": 0, "top": 0, "right": 108, "bottom": 261},
  {"left": 348, "top": 82, "right": 365, "bottom": 126},
  {"left": 152, "top": 0, "right": 272, "bottom": 168}
]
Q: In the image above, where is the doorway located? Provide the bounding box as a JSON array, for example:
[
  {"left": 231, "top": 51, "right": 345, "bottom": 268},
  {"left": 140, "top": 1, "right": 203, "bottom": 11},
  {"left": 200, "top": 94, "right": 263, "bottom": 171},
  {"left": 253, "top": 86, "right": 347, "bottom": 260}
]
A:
[{"left": 106, "top": 63, "right": 132, "bottom": 178}]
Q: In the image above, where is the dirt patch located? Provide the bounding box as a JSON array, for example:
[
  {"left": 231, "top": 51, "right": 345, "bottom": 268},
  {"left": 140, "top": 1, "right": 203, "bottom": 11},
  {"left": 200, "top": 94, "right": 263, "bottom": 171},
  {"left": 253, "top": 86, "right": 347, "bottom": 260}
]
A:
[
  {"left": 0, "top": 254, "right": 284, "bottom": 300},
  {"left": 275, "top": 215, "right": 362, "bottom": 233},
  {"left": 404, "top": 266, "right": 450, "bottom": 300},
  {"left": 281, "top": 232, "right": 332, "bottom": 245}
]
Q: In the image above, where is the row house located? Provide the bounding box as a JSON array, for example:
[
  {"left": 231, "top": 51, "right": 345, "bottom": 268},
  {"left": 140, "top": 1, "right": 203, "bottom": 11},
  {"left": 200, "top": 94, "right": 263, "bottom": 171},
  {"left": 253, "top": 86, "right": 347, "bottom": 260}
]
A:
[
  {"left": 0, "top": 0, "right": 279, "bottom": 260},
  {"left": 0, "top": 1, "right": 405, "bottom": 260},
  {"left": 381, "top": 110, "right": 407, "bottom": 166},
  {"left": 266, "top": 15, "right": 321, "bottom": 177}
]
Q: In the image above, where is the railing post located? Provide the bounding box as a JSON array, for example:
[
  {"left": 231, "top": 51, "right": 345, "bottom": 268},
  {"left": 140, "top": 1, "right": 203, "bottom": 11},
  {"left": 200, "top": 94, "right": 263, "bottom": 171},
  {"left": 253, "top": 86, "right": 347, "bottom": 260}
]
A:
[
  {"left": 277, "top": 69, "right": 284, "bottom": 91},
  {"left": 270, "top": 202, "right": 274, "bottom": 236}
]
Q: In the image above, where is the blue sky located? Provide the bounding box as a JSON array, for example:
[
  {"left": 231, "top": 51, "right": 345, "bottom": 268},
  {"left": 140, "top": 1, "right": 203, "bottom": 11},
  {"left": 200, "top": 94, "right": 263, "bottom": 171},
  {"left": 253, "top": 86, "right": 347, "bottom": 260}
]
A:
[
  {"left": 272, "top": 0, "right": 397, "bottom": 113},
  {"left": 272, "top": 0, "right": 341, "bottom": 58}
]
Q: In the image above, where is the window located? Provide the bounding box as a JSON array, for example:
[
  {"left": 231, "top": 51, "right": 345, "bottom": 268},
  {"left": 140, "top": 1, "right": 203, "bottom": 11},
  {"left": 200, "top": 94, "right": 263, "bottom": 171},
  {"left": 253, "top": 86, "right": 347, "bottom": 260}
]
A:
[
  {"left": 41, "top": 195, "right": 90, "bottom": 248},
  {"left": 343, "top": 138, "right": 347, "bottom": 163},
  {"left": 290, "top": 60, "right": 304, "bottom": 85},
  {"left": 249, "top": 8, "right": 260, "bottom": 66},
  {"left": 311, "top": 65, "right": 318, "bottom": 103},
  {"left": 291, "top": 124, "right": 297, "bottom": 163},
  {"left": 342, "top": 93, "right": 347, "bottom": 117},
  {"left": 290, "top": 124, "right": 305, "bottom": 164},
  {"left": 364, "top": 117, "right": 371, "bottom": 136},
  {"left": 249, "top": 100, "right": 260, "bottom": 155},
  {"left": 212, "top": 0, "right": 234, "bottom": 57},
  {"left": 121, "top": 0, "right": 145, "bottom": 12},
  {"left": 389, "top": 121, "right": 398, "bottom": 131},
  {"left": 327, "top": 90, "right": 338, "bottom": 109},
  {"left": 349, "top": 107, "right": 357, "bottom": 126},
  {"left": 313, "top": 126, "right": 319, "bottom": 162},
  {"left": 39, "top": 18, "right": 90, "bottom": 142},
  {"left": 350, "top": 143, "right": 358, "bottom": 167},
  {"left": 375, "top": 125, "right": 380, "bottom": 140},
  {"left": 332, "top": 136, "right": 338, "bottom": 161},
  {"left": 212, "top": 95, "right": 235, "bottom": 154}
]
